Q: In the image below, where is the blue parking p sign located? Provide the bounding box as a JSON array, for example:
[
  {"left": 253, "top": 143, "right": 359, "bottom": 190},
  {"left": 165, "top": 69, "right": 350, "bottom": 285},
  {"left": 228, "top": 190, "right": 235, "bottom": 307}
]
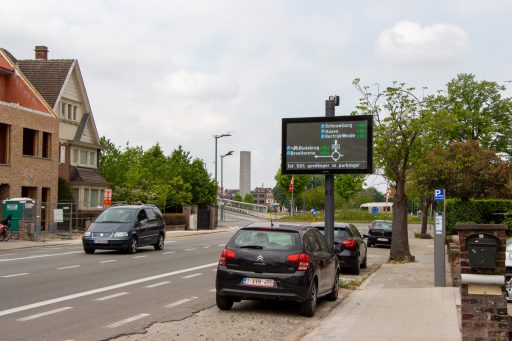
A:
[{"left": 434, "top": 189, "right": 445, "bottom": 202}]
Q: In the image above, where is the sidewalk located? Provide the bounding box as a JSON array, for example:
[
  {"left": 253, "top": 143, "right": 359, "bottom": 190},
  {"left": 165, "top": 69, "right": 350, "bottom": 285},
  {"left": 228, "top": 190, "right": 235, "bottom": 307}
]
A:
[
  {"left": 304, "top": 237, "right": 461, "bottom": 341},
  {"left": 0, "top": 226, "right": 238, "bottom": 251}
]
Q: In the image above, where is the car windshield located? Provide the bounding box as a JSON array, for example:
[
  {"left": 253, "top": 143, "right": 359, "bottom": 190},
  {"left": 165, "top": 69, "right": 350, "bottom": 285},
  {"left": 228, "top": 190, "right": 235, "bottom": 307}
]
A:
[
  {"left": 374, "top": 222, "right": 392, "bottom": 231},
  {"left": 315, "top": 226, "right": 350, "bottom": 238},
  {"left": 230, "top": 229, "right": 300, "bottom": 251},
  {"left": 94, "top": 207, "right": 137, "bottom": 223}
]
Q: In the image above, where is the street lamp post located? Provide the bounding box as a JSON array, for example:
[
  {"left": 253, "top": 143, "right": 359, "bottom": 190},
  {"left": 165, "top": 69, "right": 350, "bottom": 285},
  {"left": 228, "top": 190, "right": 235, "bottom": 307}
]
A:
[
  {"left": 220, "top": 151, "right": 234, "bottom": 223},
  {"left": 214, "top": 132, "right": 231, "bottom": 228}
]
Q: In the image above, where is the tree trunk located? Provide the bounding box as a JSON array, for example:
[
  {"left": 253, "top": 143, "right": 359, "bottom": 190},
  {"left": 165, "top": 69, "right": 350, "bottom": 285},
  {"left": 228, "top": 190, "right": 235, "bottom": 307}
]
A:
[
  {"left": 420, "top": 196, "right": 432, "bottom": 237},
  {"left": 390, "top": 177, "right": 415, "bottom": 261}
]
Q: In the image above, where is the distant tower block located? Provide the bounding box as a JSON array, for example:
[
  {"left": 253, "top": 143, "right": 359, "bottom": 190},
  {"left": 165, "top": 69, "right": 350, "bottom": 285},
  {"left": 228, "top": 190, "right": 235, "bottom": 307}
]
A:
[{"left": 239, "top": 151, "right": 251, "bottom": 197}]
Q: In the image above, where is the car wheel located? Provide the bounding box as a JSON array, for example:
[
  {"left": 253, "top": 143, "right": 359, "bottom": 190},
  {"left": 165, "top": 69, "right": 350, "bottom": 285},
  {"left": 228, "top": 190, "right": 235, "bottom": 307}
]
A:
[
  {"left": 154, "top": 233, "right": 165, "bottom": 250},
  {"left": 367, "top": 241, "right": 372, "bottom": 247},
  {"left": 361, "top": 253, "right": 367, "bottom": 269},
  {"left": 326, "top": 272, "right": 339, "bottom": 301},
  {"left": 84, "top": 247, "right": 95, "bottom": 254},
  {"left": 216, "top": 293, "right": 234, "bottom": 310},
  {"left": 127, "top": 237, "right": 138, "bottom": 254},
  {"left": 299, "top": 281, "right": 317, "bottom": 317},
  {"left": 352, "top": 257, "right": 361, "bottom": 275}
]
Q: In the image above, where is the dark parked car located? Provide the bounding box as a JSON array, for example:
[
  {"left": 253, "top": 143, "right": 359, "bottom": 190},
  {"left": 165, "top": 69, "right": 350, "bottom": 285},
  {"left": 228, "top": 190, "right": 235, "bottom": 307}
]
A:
[
  {"left": 82, "top": 204, "right": 166, "bottom": 254},
  {"left": 312, "top": 222, "right": 367, "bottom": 275},
  {"left": 215, "top": 222, "right": 340, "bottom": 316},
  {"left": 365, "top": 220, "right": 392, "bottom": 247}
]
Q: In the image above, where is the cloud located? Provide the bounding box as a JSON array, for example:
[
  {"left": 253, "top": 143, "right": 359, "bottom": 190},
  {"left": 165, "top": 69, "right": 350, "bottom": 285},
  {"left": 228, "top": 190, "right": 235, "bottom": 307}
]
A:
[
  {"left": 156, "top": 70, "right": 240, "bottom": 101},
  {"left": 375, "top": 21, "right": 468, "bottom": 65}
]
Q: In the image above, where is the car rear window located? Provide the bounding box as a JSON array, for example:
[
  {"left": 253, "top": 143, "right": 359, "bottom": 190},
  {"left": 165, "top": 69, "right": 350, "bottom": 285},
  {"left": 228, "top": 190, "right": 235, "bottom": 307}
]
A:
[
  {"left": 315, "top": 226, "right": 351, "bottom": 238},
  {"left": 375, "top": 222, "right": 392, "bottom": 230},
  {"left": 229, "top": 229, "right": 301, "bottom": 251}
]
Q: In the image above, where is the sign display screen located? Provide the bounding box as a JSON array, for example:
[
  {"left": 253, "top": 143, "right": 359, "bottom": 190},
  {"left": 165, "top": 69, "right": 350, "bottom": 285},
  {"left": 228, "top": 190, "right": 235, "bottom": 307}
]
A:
[{"left": 281, "top": 115, "right": 373, "bottom": 174}]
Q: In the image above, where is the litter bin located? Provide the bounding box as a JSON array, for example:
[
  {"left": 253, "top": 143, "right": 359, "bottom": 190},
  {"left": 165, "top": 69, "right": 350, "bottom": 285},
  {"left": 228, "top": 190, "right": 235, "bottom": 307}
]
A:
[{"left": 2, "top": 198, "right": 36, "bottom": 232}]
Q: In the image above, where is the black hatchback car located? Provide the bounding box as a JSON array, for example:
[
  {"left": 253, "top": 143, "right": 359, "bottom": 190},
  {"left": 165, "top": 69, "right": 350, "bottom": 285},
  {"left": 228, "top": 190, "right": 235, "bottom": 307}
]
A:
[
  {"left": 365, "top": 220, "right": 392, "bottom": 247},
  {"left": 216, "top": 223, "right": 340, "bottom": 316},
  {"left": 312, "top": 222, "right": 367, "bottom": 275},
  {"left": 82, "top": 204, "right": 166, "bottom": 254}
]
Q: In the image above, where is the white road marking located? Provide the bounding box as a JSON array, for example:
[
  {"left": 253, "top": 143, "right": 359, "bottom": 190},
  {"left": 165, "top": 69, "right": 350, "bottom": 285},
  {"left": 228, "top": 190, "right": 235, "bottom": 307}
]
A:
[
  {"left": 162, "top": 251, "right": 175, "bottom": 255},
  {"left": 211, "top": 268, "right": 217, "bottom": 272},
  {"left": 145, "top": 281, "right": 171, "bottom": 288},
  {"left": 184, "top": 248, "right": 196, "bottom": 252},
  {"left": 2, "top": 273, "right": 30, "bottom": 278},
  {"left": 165, "top": 240, "right": 176, "bottom": 243},
  {"left": 183, "top": 273, "right": 202, "bottom": 279},
  {"left": 209, "top": 289, "right": 216, "bottom": 292},
  {"left": 164, "top": 297, "right": 197, "bottom": 308},
  {"left": 57, "top": 265, "right": 80, "bottom": 270},
  {"left": 105, "top": 313, "right": 150, "bottom": 328},
  {"left": 217, "top": 244, "right": 225, "bottom": 247},
  {"left": 0, "top": 262, "right": 218, "bottom": 317},
  {"left": 133, "top": 255, "right": 148, "bottom": 259},
  {"left": 0, "top": 253, "right": 15, "bottom": 256},
  {"left": 95, "top": 292, "right": 129, "bottom": 301},
  {"left": 202, "top": 246, "right": 210, "bottom": 249},
  {"left": 17, "top": 307, "right": 73, "bottom": 321},
  {"left": 0, "top": 251, "right": 82, "bottom": 263},
  {"left": 99, "top": 260, "right": 117, "bottom": 264}
]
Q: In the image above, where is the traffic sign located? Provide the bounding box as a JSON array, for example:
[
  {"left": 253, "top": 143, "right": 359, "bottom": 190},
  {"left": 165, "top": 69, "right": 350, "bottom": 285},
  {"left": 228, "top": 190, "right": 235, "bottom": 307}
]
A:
[
  {"left": 371, "top": 207, "right": 378, "bottom": 214},
  {"left": 434, "top": 189, "right": 445, "bottom": 202}
]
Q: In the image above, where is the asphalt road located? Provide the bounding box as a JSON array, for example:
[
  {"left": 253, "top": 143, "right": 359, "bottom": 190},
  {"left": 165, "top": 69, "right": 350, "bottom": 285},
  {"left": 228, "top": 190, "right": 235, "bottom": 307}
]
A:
[{"left": 0, "top": 213, "right": 390, "bottom": 341}]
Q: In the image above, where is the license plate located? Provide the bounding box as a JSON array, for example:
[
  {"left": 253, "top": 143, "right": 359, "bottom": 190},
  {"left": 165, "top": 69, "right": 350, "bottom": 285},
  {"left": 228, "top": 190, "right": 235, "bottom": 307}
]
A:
[
  {"left": 95, "top": 240, "right": 108, "bottom": 244},
  {"left": 377, "top": 238, "right": 388, "bottom": 242},
  {"left": 242, "top": 277, "right": 275, "bottom": 288}
]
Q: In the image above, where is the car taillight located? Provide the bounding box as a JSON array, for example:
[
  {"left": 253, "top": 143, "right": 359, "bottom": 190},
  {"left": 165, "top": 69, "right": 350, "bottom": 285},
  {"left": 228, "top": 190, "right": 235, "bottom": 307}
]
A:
[
  {"left": 287, "top": 253, "right": 310, "bottom": 271},
  {"left": 342, "top": 239, "right": 357, "bottom": 249},
  {"left": 219, "top": 248, "right": 236, "bottom": 266}
]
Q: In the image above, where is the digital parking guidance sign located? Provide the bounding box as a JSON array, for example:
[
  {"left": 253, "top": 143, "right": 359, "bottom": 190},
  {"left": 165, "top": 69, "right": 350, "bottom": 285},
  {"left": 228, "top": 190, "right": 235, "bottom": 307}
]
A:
[{"left": 281, "top": 115, "right": 373, "bottom": 175}]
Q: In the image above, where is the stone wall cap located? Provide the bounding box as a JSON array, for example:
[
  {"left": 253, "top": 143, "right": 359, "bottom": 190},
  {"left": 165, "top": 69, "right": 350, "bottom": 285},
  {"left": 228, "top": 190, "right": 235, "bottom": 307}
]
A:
[
  {"left": 461, "top": 273, "right": 504, "bottom": 285},
  {"left": 456, "top": 224, "right": 507, "bottom": 231}
]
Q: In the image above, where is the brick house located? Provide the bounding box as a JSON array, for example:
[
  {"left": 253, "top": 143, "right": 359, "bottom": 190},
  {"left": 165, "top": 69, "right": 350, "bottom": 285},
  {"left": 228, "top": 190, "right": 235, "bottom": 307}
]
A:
[
  {"left": 251, "top": 187, "right": 275, "bottom": 207},
  {"left": 16, "top": 46, "right": 109, "bottom": 212},
  {"left": 0, "top": 48, "right": 59, "bottom": 226}
]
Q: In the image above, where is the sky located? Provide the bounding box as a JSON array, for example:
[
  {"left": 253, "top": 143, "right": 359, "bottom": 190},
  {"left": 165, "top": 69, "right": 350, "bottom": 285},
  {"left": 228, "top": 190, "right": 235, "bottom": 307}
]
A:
[{"left": 1, "top": 0, "right": 511, "bottom": 192}]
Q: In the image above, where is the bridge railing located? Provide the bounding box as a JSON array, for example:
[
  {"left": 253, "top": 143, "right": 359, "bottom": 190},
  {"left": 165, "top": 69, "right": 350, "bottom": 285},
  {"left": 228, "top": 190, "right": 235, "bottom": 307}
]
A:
[{"left": 218, "top": 198, "right": 268, "bottom": 216}]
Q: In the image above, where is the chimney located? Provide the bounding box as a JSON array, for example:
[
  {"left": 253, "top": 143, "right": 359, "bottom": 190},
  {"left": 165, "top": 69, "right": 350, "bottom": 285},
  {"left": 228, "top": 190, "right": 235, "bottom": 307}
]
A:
[{"left": 34, "top": 46, "right": 49, "bottom": 60}]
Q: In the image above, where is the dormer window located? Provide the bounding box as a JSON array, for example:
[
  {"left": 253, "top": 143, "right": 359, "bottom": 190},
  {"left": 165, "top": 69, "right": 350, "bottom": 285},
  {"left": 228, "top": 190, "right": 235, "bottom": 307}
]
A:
[{"left": 61, "top": 101, "right": 79, "bottom": 122}]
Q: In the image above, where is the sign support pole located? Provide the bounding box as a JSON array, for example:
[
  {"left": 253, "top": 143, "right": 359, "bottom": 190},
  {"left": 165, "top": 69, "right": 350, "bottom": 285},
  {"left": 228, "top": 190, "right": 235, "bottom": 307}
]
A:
[
  {"left": 434, "top": 188, "right": 446, "bottom": 287},
  {"left": 324, "top": 97, "right": 337, "bottom": 250}
]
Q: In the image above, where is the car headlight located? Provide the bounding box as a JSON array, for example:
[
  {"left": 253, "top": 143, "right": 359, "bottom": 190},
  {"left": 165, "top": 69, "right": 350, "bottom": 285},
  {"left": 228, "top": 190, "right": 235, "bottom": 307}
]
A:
[
  {"left": 83, "top": 231, "right": 91, "bottom": 237},
  {"left": 113, "top": 232, "right": 128, "bottom": 237}
]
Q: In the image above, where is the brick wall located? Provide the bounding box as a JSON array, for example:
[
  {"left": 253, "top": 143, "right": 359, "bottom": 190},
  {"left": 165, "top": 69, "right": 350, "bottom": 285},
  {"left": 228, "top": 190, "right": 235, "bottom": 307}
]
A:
[
  {"left": 457, "top": 224, "right": 511, "bottom": 340},
  {"left": 0, "top": 102, "right": 59, "bottom": 233}
]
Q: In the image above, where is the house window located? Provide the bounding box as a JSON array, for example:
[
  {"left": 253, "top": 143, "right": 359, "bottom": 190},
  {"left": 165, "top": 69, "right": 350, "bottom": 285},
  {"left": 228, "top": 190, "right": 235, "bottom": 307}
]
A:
[
  {"left": 61, "top": 103, "right": 66, "bottom": 118},
  {"left": 90, "top": 189, "right": 99, "bottom": 207},
  {"left": 22, "top": 128, "right": 37, "bottom": 156},
  {"left": 82, "top": 188, "right": 89, "bottom": 208},
  {"left": 61, "top": 101, "right": 79, "bottom": 122},
  {"left": 71, "top": 148, "right": 97, "bottom": 168},
  {"left": 0, "top": 123, "right": 9, "bottom": 164},
  {"left": 42, "top": 132, "right": 51, "bottom": 158},
  {"left": 60, "top": 145, "right": 66, "bottom": 164},
  {"left": 73, "top": 106, "right": 77, "bottom": 121},
  {"left": 80, "top": 150, "right": 88, "bottom": 164}
]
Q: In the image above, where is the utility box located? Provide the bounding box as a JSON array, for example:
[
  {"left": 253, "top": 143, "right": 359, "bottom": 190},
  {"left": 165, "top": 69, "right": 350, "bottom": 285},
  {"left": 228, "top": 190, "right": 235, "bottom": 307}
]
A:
[
  {"left": 467, "top": 234, "right": 499, "bottom": 269},
  {"left": 2, "top": 198, "right": 36, "bottom": 232}
]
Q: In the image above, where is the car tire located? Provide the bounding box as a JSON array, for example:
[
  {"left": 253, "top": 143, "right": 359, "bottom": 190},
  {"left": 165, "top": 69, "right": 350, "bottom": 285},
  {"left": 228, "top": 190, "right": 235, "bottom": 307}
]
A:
[
  {"left": 299, "top": 281, "right": 317, "bottom": 317},
  {"left": 84, "top": 247, "right": 95, "bottom": 254},
  {"left": 361, "top": 253, "right": 367, "bottom": 269},
  {"left": 127, "top": 237, "right": 138, "bottom": 254},
  {"left": 352, "top": 257, "right": 361, "bottom": 275},
  {"left": 367, "top": 241, "right": 372, "bottom": 247},
  {"left": 154, "top": 233, "right": 165, "bottom": 250},
  {"left": 326, "top": 272, "right": 339, "bottom": 301},
  {"left": 216, "top": 293, "right": 234, "bottom": 310}
]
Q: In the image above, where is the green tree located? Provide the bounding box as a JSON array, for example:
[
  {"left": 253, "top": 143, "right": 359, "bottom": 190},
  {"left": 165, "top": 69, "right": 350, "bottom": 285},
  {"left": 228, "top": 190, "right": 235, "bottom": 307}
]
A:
[
  {"left": 334, "top": 175, "right": 366, "bottom": 202},
  {"left": 243, "top": 193, "right": 255, "bottom": 204},
  {"left": 232, "top": 193, "right": 243, "bottom": 202},
  {"left": 57, "top": 177, "right": 74, "bottom": 202},
  {"left": 164, "top": 176, "right": 193, "bottom": 212},
  {"left": 353, "top": 79, "right": 431, "bottom": 261}
]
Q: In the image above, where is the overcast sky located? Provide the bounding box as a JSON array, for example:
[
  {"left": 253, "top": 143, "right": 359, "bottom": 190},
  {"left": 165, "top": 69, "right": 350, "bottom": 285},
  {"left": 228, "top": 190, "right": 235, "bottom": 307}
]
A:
[{"left": 2, "top": 0, "right": 511, "bottom": 192}]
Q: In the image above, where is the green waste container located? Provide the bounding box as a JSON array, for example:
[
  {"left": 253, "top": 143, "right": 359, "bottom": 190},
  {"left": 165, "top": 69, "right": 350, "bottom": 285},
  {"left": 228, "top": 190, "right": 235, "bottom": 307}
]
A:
[{"left": 2, "top": 198, "right": 36, "bottom": 232}]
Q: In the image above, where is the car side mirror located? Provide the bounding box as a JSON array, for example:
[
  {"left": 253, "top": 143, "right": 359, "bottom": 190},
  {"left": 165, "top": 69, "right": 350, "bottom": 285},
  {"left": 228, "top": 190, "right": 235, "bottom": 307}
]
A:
[
  {"left": 139, "top": 218, "right": 148, "bottom": 225},
  {"left": 363, "top": 234, "right": 369, "bottom": 239}
]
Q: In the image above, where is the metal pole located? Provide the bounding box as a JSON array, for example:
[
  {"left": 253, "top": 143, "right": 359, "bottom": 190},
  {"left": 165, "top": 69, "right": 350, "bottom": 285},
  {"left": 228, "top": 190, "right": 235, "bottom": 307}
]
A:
[
  {"left": 324, "top": 98, "right": 337, "bottom": 250},
  {"left": 434, "top": 189, "right": 446, "bottom": 287}
]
